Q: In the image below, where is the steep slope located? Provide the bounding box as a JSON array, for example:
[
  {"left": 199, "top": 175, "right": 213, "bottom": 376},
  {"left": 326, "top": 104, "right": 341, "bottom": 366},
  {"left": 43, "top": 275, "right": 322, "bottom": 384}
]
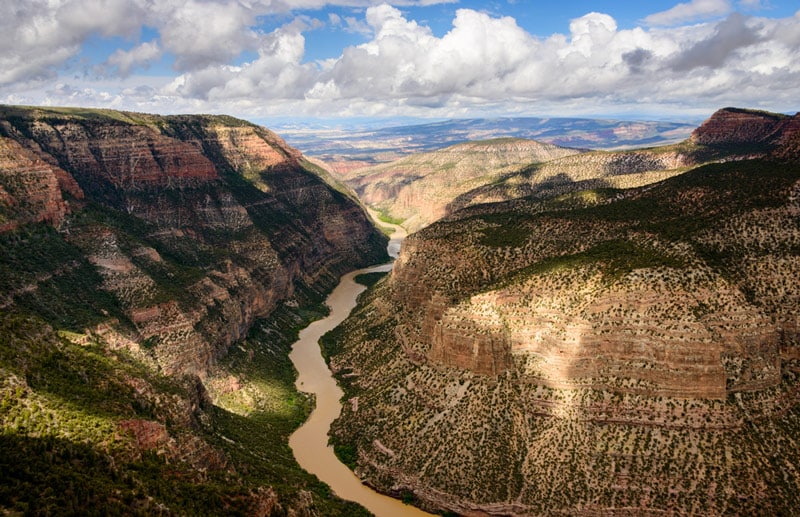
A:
[
  {"left": 447, "top": 108, "right": 800, "bottom": 218},
  {"left": 445, "top": 146, "right": 697, "bottom": 216},
  {"left": 342, "top": 138, "right": 582, "bottom": 232},
  {"left": 689, "top": 107, "right": 800, "bottom": 160},
  {"left": 325, "top": 109, "right": 800, "bottom": 515},
  {"left": 345, "top": 108, "right": 800, "bottom": 233},
  {"left": 0, "top": 105, "right": 385, "bottom": 515}
]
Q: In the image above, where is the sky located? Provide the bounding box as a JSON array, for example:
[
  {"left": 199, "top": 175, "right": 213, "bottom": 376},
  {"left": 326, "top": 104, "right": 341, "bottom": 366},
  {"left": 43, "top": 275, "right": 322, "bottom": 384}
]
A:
[{"left": 2, "top": 0, "right": 800, "bottom": 124}]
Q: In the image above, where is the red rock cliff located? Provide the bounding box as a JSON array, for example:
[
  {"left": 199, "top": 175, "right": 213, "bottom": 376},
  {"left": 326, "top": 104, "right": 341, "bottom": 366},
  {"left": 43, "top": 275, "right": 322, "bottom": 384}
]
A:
[
  {"left": 0, "top": 106, "right": 387, "bottom": 377},
  {"left": 691, "top": 107, "right": 800, "bottom": 159}
]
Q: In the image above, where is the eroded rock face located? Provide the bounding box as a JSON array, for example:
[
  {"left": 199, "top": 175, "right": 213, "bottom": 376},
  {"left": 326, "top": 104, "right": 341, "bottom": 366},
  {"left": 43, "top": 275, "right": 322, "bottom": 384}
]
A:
[
  {"left": 0, "top": 135, "right": 83, "bottom": 230},
  {"left": 342, "top": 138, "right": 583, "bottom": 232},
  {"left": 690, "top": 107, "right": 800, "bottom": 160},
  {"left": 393, "top": 227, "right": 782, "bottom": 399},
  {"left": 0, "top": 105, "right": 388, "bottom": 513},
  {"left": 0, "top": 106, "right": 387, "bottom": 378},
  {"left": 328, "top": 111, "right": 800, "bottom": 515}
]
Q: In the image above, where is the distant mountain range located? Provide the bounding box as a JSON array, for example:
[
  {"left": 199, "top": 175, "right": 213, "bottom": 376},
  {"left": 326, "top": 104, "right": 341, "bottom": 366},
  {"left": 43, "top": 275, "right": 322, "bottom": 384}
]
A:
[{"left": 277, "top": 116, "right": 698, "bottom": 164}]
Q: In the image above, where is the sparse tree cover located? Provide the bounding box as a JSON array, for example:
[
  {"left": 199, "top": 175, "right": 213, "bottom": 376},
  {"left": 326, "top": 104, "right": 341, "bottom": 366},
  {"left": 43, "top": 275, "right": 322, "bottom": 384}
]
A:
[
  {"left": 0, "top": 106, "right": 383, "bottom": 515},
  {"left": 2, "top": 104, "right": 800, "bottom": 516},
  {"left": 326, "top": 109, "right": 800, "bottom": 514}
]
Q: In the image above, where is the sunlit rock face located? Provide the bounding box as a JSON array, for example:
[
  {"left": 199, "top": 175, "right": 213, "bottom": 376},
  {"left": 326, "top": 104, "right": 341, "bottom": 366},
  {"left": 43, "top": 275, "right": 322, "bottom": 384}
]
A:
[
  {"left": 342, "top": 137, "right": 707, "bottom": 233},
  {"left": 341, "top": 138, "right": 583, "bottom": 232},
  {"left": 391, "top": 215, "right": 782, "bottom": 400},
  {"left": 327, "top": 108, "right": 800, "bottom": 516},
  {"left": 0, "top": 135, "right": 83, "bottom": 230},
  {"left": 690, "top": 107, "right": 795, "bottom": 147},
  {"left": 0, "top": 105, "right": 389, "bottom": 514}
]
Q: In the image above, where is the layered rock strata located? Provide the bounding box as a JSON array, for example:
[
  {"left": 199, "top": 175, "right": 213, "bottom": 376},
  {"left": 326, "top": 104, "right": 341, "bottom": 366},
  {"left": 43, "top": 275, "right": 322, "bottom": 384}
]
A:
[
  {"left": 0, "top": 105, "right": 386, "bottom": 514},
  {"left": 327, "top": 108, "right": 800, "bottom": 515},
  {"left": 341, "top": 138, "right": 582, "bottom": 232},
  {"left": 0, "top": 106, "right": 386, "bottom": 377}
]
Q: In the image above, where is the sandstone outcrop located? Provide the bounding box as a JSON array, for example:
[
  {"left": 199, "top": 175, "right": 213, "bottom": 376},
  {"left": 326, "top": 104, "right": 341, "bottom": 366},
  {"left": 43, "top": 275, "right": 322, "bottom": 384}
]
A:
[
  {"left": 327, "top": 108, "right": 800, "bottom": 515},
  {"left": 444, "top": 147, "right": 696, "bottom": 217},
  {"left": 346, "top": 108, "right": 800, "bottom": 235},
  {"left": 341, "top": 138, "right": 582, "bottom": 232},
  {"left": 0, "top": 135, "right": 83, "bottom": 231},
  {"left": 0, "top": 105, "right": 386, "bottom": 377},
  {"left": 690, "top": 107, "right": 799, "bottom": 151}
]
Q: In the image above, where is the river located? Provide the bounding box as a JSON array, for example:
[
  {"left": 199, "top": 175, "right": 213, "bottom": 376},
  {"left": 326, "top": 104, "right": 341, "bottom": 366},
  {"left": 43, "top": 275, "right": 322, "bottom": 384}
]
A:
[{"left": 288, "top": 217, "right": 432, "bottom": 516}]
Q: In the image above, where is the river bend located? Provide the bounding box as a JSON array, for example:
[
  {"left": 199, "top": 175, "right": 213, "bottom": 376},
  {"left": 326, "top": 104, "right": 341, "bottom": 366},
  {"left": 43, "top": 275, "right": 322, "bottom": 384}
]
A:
[{"left": 288, "top": 221, "right": 432, "bottom": 516}]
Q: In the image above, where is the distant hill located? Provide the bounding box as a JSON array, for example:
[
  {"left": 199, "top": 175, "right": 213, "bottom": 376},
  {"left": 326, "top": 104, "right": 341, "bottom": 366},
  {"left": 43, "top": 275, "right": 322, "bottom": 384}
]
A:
[
  {"left": 340, "top": 108, "right": 800, "bottom": 233},
  {"left": 277, "top": 116, "right": 697, "bottom": 165},
  {"left": 325, "top": 107, "right": 800, "bottom": 515},
  {"left": 341, "top": 138, "right": 582, "bottom": 232}
]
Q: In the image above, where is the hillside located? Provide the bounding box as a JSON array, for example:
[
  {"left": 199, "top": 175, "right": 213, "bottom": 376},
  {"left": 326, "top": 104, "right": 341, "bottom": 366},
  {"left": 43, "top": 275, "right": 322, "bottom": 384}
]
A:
[
  {"left": 0, "top": 105, "right": 386, "bottom": 514},
  {"left": 324, "top": 108, "right": 800, "bottom": 515},
  {"left": 345, "top": 138, "right": 697, "bottom": 233},
  {"left": 342, "top": 108, "right": 800, "bottom": 233},
  {"left": 342, "top": 138, "right": 581, "bottom": 231}
]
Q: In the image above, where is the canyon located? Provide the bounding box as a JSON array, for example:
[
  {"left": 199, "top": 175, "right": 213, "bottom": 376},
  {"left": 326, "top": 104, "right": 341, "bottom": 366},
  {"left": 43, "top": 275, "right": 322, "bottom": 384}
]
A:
[
  {"left": 0, "top": 105, "right": 385, "bottom": 514},
  {"left": 2, "top": 104, "right": 800, "bottom": 516},
  {"left": 335, "top": 108, "right": 800, "bottom": 237},
  {"left": 326, "top": 108, "right": 800, "bottom": 515},
  {"left": 340, "top": 139, "right": 582, "bottom": 233}
]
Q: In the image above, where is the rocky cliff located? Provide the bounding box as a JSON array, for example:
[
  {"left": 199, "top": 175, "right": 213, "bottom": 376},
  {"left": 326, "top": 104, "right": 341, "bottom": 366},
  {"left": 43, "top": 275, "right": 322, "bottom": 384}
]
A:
[
  {"left": 0, "top": 105, "right": 384, "bottom": 515},
  {"left": 0, "top": 105, "right": 386, "bottom": 376},
  {"left": 691, "top": 107, "right": 797, "bottom": 147},
  {"left": 444, "top": 147, "right": 697, "bottom": 216},
  {"left": 338, "top": 136, "right": 701, "bottom": 234},
  {"left": 326, "top": 108, "right": 800, "bottom": 515},
  {"left": 689, "top": 107, "right": 800, "bottom": 161}
]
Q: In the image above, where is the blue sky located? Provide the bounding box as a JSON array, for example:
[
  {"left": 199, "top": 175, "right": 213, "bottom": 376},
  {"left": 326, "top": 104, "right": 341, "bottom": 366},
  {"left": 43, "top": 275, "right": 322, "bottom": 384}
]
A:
[{"left": 2, "top": 1, "right": 799, "bottom": 124}]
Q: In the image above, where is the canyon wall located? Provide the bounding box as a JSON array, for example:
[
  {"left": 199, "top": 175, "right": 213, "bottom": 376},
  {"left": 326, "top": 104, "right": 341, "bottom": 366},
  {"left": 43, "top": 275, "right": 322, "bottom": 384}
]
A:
[
  {"left": 342, "top": 138, "right": 582, "bottom": 232},
  {"left": 0, "top": 105, "right": 385, "bottom": 514},
  {"left": 327, "top": 108, "right": 800, "bottom": 515},
  {"left": 0, "top": 106, "right": 386, "bottom": 377}
]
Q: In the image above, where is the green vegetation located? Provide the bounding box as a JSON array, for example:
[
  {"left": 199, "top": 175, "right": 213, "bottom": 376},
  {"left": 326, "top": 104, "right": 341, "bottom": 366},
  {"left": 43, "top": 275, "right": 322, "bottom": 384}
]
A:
[
  {"left": 511, "top": 239, "right": 686, "bottom": 284},
  {"left": 332, "top": 442, "right": 359, "bottom": 470},
  {"left": 205, "top": 304, "right": 370, "bottom": 516},
  {"left": 0, "top": 223, "right": 127, "bottom": 330},
  {"left": 325, "top": 155, "right": 800, "bottom": 515},
  {"left": 0, "top": 105, "right": 389, "bottom": 515},
  {"left": 0, "top": 311, "right": 244, "bottom": 515},
  {"left": 0, "top": 271, "right": 369, "bottom": 515},
  {"left": 354, "top": 271, "right": 388, "bottom": 288},
  {"left": 374, "top": 208, "right": 406, "bottom": 226},
  {"left": 377, "top": 224, "right": 397, "bottom": 237}
]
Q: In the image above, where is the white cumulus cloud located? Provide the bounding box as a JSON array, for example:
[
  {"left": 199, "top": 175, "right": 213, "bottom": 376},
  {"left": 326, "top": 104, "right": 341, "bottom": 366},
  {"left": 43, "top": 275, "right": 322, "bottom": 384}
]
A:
[
  {"left": 104, "top": 41, "right": 162, "bottom": 77},
  {"left": 2, "top": 1, "right": 799, "bottom": 119}
]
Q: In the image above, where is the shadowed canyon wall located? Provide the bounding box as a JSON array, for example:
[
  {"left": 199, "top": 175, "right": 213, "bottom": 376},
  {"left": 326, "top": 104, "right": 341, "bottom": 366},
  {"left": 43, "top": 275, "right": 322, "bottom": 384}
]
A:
[
  {"left": 0, "top": 105, "right": 385, "bottom": 514},
  {"left": 0, "top": 106, "right": 387, "bottom": 376}
]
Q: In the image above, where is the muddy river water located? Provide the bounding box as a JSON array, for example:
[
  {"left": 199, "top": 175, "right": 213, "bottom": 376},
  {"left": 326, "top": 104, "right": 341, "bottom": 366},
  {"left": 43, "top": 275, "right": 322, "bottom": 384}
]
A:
[{"left": 288, "top": 220, "right": 433, "bottom": 516}]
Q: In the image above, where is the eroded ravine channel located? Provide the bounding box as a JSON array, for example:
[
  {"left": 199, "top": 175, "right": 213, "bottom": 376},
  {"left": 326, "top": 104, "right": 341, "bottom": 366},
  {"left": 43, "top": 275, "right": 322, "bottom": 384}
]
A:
[{"left": 288, "top": 219, "right": 432, "bottom": 516}]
